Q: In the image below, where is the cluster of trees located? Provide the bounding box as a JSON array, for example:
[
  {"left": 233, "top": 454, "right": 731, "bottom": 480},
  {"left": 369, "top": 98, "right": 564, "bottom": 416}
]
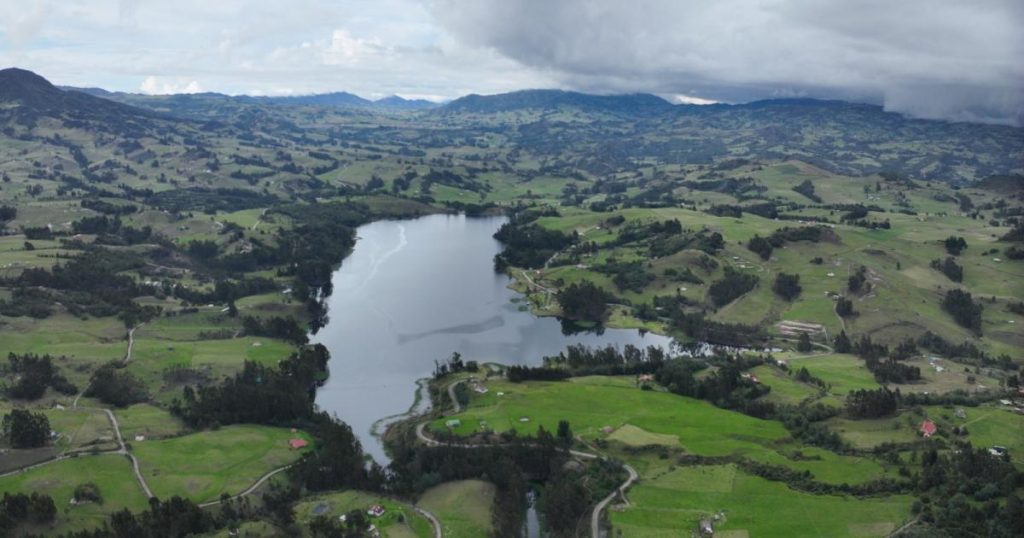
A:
[
  {"left": 493, "top": 222, "right": 574, "bottom": 271},
  {"left": 792, "top": 179, "right": 822, "bottom": 202},
  {"left": 594, "top": 260, "right": 654, "bottom": 293},
  {"left": 241, "top": 315, "right": 308, "bottom": 345},
  {"left": 3, "top": 352, "right": 77, "bottom": 399},
  {"left": 432, "top": 352, "right": 478, "bottom": 379},
  {"left": 506, "top": 365, "right": 570, "bottom": 382},
  {"left": 709, "top": 267, "right": 759, "bottom": 306},
  {"left": 556, "top": 281, "right": 614, "bottom": 322},
  {"left": 71, "top": 215, "right": 155, "bottom": 246},
  {"left": 857, "top": 334, "right": 922, "bottom": 382},
  {"left": 942, "top": 289, "right": 983, "bottom": 334},
  {"left": 835, "top": 296, "right": 856, "bottom": 317},
  {"left": 170, "top": 345, "right": 330, "bottom": 428},
  {"left": 943, "top": 236, "right": 968, "bottom": 256},
  {"left": 1, "top": 408, "right": 51, "bottom": 448},
  {"left": 669, "top": 308, "right": 766, "bottom": 347},
  {"left": 845, "top": 387, "right": 899, "bottom": 418},
  {"left": 772, "top": 272, "right": 802, "bottom": 300},
  {"left": 85, "top": 363, "right": 149, "bottom": 408},
  {"left": 847, "top": 265, "right": 869, "bottom": 294},
  {"left": 655, "top": 355, "right": 773, "bottom": 417},
  {"left": 542, "top": 343, "right": 667, "bottom": 376},
  {"left": 930, "top": 256, "right": 963, "bottom": 282},
  {"left": 913, "top": 446, "right": 1023, "bottom": 537},
  {"left": 833, "top": 332, "right": 922, "bottom": 383},
  {"left": 0, "top": 492, "right": 56, "bottom": 535},
  {"left": 747, "top": 226, "right": 827, "bottom": 260},
  {"left": 61, "top": 496, "right": 220, "bottom": 538}
]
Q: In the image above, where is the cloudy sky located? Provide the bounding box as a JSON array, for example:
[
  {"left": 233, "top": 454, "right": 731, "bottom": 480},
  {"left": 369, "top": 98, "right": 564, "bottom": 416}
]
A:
[{"left": 1, "top": 0, "right": 1021, "bottom": 124}]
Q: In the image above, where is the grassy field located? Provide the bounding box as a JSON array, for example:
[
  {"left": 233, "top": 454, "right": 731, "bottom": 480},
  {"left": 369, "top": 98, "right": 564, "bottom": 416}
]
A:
[
  {"left": 783, "top": 354, "right": 881, "bottom": 395},
  {"left": 132, "top": 425, "right": 312, "bottom": 503},
  {"left": 609, "top": 464, "right": 913, "bottom": 537},
  {"left": 418, "top": 480, "right": 495, "bottom": 538},
  {"left": 0, "top": 454, "right": 149, "bottom": 534},
  {"left": 294, "top": 491, "right": 434, "bottom": 538},
  {"left": 114, "top": 404, "right": 188, "bottom": 441},
  {"left": 434, "top": 376, "right": 900, "bottom": 485}
]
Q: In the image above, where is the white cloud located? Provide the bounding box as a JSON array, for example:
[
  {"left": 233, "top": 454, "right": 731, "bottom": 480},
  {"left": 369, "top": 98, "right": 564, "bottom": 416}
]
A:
[
  {"left": 140, "top": 75, "right": 203, "bottom": 94},
  {"left": 0, "top": 0, "right": 1020, "bottom": 123}
]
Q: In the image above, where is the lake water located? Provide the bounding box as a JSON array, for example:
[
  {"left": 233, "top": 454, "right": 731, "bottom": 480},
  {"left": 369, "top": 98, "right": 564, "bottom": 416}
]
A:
[{"left": 312, "top": 214, "right": 673, "bottom": 461}]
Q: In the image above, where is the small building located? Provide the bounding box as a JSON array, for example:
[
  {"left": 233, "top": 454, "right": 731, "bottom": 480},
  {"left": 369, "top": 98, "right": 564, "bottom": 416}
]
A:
[
  {"left": 637, "top": 374, "right": 654, "bottom": 383},
  {"left": 367, "top": 505, "right": 385, "bottom": 517},
  {"left": 989, "top": 446, "right": 1008, "bottom": 457},
  {"left": 920, "top": 420, "right": 937, "bottom": 438},
  {"left": 698, "top": 518, "right": 714, "bottom": 536},
  {"left": 288, "top": 438, "right": 309, "bottom": 450},
  {"left": 445, "top": 419, "right": 461, "bottom": 428},
  {"left": 954, "top": 408, "right": 966, "bottom": 419}
]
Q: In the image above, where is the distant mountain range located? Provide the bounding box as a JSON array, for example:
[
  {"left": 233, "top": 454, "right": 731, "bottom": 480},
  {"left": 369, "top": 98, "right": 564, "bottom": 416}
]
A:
[
  {"left": 62, "top": 84, "right": 439, "bottom": 110},
  {"left": 3, "top": 67, "right": 1021, "bottom": 183}
]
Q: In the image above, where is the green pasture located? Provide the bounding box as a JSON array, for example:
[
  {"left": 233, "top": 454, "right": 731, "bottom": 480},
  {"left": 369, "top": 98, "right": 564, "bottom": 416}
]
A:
[
  {"left": 610, "top": 464, "right": 913, "bottom": 537},
  {"left": 132, "top": 425, "right": 312, "bottom": 503},
  {"left": 418, "top": 480, "right": 495, "bottom": 538}
]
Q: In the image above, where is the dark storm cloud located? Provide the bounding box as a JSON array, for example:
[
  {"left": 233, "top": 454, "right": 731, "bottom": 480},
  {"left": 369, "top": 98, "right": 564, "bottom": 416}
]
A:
[{"left": 430, "top": 0, "right": 1024, "bottom": 124}]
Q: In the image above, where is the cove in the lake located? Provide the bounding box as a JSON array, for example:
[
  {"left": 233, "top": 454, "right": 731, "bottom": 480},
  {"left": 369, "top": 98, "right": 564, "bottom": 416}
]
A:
[{"left": 312, "top": 214, "right": 673, "bottom": 461}]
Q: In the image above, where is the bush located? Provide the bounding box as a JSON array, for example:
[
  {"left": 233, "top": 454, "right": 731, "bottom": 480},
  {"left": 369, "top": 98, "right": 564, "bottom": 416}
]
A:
[{"left": 73, "top": 483, "right": 103, "bottom": 504}]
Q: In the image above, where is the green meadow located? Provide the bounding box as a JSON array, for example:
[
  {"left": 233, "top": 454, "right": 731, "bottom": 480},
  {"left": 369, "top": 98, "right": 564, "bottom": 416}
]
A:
[
  {"left": 132, "top": 425, "right": 312, "bottom": 503},
  {"left": 609, "top": 464, "right": 913, "bottom": 537},
  {"left": 418, "top": 480, "right": 495, "bottom": 538}
]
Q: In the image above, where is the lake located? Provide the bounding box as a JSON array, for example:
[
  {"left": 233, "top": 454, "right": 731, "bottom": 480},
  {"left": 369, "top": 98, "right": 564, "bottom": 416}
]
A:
[{"left": 312, "top": 214, "right": 673, "bottom": 461}]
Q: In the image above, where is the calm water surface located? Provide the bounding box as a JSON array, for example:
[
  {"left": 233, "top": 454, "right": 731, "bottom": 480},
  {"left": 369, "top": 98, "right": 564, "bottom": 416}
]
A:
[{"left": 313, "top": 214, "right": 672, "bottom": 461}]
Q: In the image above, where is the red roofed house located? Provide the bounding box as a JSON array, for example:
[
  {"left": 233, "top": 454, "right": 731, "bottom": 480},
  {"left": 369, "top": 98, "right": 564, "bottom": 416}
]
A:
[
  {"left": 288, "top": 438, "right": 308, "bottom": 450},
  {"left": 920, "top": 420, "right": 937, "bottom": 438}
]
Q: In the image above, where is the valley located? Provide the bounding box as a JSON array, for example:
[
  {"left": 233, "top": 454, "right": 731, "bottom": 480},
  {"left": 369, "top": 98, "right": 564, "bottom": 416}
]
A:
[{"left": 0, "top": 67, "right": 1022, "bottom": 537}]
